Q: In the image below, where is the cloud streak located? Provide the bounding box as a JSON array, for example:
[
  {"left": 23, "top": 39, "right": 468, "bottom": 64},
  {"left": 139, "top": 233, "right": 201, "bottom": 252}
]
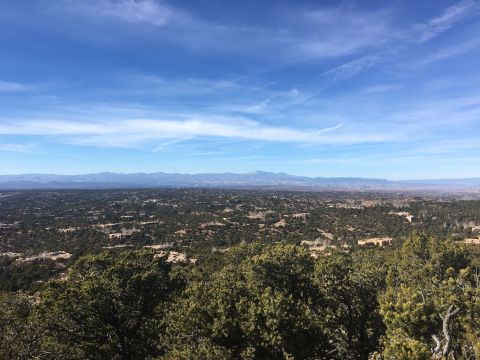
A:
[
  {"left": 295, "top": 7, "right": 391, "bottom": 58},
  {"left": 318, "top": 0, "right": 480, "bottom": 82},
  {"left": 0, "top": 80, "right": 29, "bottom": 92},
  {"left": 0, "top": 143, "right": 36, "bottom": 153},
  {"left": 321, "top": 55, "right": 383, "bottom": 80},
  {"left": 39, "top": 0, "right": 480, "bottom": 72},
  {"left": 67, "top": 0, "right": 173, "bottom": 26},
  {"left": 0, "top": 118, "right": 395, "bottom": 148},
  {"left": 412, "top": 0, "right": 480, "bottom": 43},
  {"left": 47, "top": 1, "right": 392, "bottom": 61},
  {"left": 417, "top": 38, "right": 480, "bottom": 65}
]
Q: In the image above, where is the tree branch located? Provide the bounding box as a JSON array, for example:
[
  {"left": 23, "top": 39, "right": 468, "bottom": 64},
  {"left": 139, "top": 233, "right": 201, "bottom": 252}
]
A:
[
  {"left": 431, "top": 334, "right": 441, "bottom": 354},
  {"left": 431, "top": 305, "right": 460, "bottom": 359},
  {"left": 442, "top": 305, "right": 460, "bottom": 357}
]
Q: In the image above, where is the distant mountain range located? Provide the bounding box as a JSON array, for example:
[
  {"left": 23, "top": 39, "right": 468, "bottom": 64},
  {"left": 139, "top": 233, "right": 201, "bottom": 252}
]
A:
[{"left": 0, "top": 171, "right": 479, "bottom": 192}]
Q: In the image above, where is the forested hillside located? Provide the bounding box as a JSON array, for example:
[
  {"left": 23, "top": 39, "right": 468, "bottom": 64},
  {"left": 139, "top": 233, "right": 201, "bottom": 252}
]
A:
[
  {"left": 1, "top": 190, "right": 480, "bottom": 359},
  {"left": 1, "top": 234, "right": 479, "bottom": 359}
]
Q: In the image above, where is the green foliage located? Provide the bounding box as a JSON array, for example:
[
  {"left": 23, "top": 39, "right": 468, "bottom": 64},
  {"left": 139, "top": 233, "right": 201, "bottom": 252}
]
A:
[
  {"left": 380, "top": 233, "right": 480, "bottom": 359},
  {"left": 0, "top": 256, "right": 65, "bottom": 292},
  {"left": 34, "top": 249, "right": 181, "bottom": 359},
  {"left": 1, "top": 232, "right": 479, "bottom": 359},
  {"left": 382, "top": 329, "right": 430, "bottom": 360},
  {"left": 162, "top": 338, "right": 232, "bottom": 359},
  {"left": 163, "top": 244, "right": 331, "bottom": 359},
  {"left": 0, "top": 292, "right": 39, "bottom": 359},
  {"left": 313, "top": 249, "right": 387, "bottom": 359},
  {"left": 162, "top": 244, "right": 389, "bottom": 359}
]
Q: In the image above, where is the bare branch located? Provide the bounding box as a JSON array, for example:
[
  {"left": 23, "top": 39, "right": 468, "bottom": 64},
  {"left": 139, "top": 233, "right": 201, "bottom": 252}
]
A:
[
  {"left": 432, "top": 334, "right": 441, "bottom": 353},
  {"left": 431, "top": 305, "right": 461, "bottom": 359},
  {"left": 442, "top": 305, "right": 460, "bottom": 357}
]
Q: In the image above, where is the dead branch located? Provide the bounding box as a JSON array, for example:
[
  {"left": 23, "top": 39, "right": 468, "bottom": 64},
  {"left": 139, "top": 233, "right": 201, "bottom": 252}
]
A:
[
  {"left": 431, "top": 305, "right": 460, "bottom": 359},
  {"left": 432, "top": 334, "right": 441, "bottom": 354},
  {"left": 442, "top": 305, "right": 460, "bottom": 357}
]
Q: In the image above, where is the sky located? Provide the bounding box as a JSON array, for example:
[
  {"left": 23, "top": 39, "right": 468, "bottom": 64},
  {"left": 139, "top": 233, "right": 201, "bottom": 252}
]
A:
[{"left": 0, "top": 0, "right": 480, "bottom": 179}]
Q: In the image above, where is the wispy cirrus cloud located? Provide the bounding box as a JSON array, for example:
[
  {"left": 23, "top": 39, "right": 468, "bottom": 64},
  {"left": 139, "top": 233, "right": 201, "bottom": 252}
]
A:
[
  {"left": 362, "top": 83, "right": 404, "bottom": 94},
  {"left": 0, "top": 143, "right": 36, "bottom": 153},
  {"left": 410, "top": 0, "right": 480, "bottom": 43},
  {"left": 318, "top": 0, "right": 480, "bottom": 81},
  {"left": 0, "top": 80, "right": 29, "bottom": 92},
  {"left": 417, "top": 38, "right": 480, "bottom": 66},
  {"left": 295, "top": 7, "right": 391, "bottom": 58},
  {"left": 39, "top": 0, "right": 479, "bottom": 72},
  {"left": 0, "top": 117, "right": 396, "bottom": 148},
  {"left": 44, "top": 1, "right": 392, "bottom": 61},
  {"left": 66, "top": 0, "right": 174, "bottom": 26},
  {"left": 321, "top": 55, "right": 383, "bottom": 81}
]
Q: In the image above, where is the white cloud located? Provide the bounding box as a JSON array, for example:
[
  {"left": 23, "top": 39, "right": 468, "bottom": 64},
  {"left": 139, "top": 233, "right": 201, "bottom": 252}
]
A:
[
  {"left": 0, "top": 118, "right": 395, "bottom": 148},
  {"left": 68, "top": 0, "right": 173, "bottom": 26},
  {"left": 363, "top": 84, "right": 403, "bottom": 94},
  {"left": 0, "top": 81, "right": 29, "bottom": 92},
  {"left": 295, "top": 7, "right": 391, "bottom": 58},
  {"left": 409, "top": 0, "right": 479, "bottom": 43},
  {"left": 408, "top": 140, "right": 480, "bottom": 155},
  {"left": 46, "top": 1, "right": 392, "bottom": 61},
  {"left": 321, "top": 55, "right": 382, "bottom": 80},
  {"left": 241, "top": 98, "right": 273, "bottom": 114},
  {"left": 42, "top": 0, "right": 479, "bottom": 69},
  {"left": 417, "top": 38, "right": 480, "bottom": 65},
  {"left": 0, "top": 143, "right": 36, "bottom": 153},
  {"left": 317, "top": 0, "right": 480, "bottom": 82}
]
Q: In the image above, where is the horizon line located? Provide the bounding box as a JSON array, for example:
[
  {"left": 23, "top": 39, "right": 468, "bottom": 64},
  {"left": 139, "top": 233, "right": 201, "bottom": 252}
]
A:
[{"left": 0, "top": 170, "right": 479, "bottom": 182}]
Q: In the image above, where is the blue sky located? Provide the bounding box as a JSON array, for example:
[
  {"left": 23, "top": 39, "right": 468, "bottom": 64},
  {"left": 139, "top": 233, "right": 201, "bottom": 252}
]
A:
[{"left": 1, "top": 0, "right": 480, "bottom": 179}]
